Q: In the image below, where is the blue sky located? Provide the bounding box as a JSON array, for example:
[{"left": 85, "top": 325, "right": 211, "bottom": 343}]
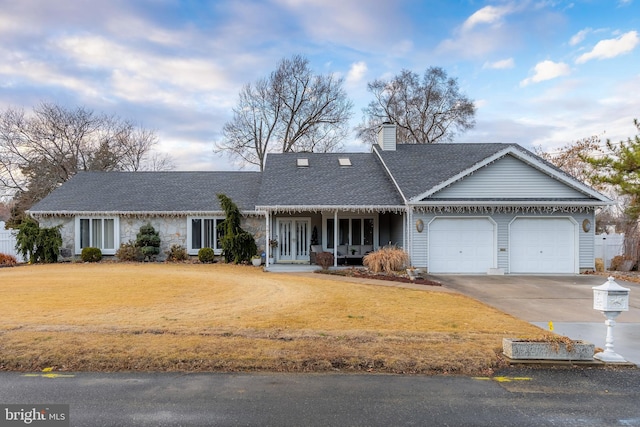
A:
[{"left": 0, "top": 0, "right": 638, "bottom": 171}]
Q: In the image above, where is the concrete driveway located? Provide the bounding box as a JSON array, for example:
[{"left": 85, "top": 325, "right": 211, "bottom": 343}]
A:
[{"left": 432, "top": 274, "right": 640, "bottom": 365}]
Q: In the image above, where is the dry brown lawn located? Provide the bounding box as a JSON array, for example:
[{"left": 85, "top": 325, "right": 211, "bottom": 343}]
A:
[{"left": 0, "top": 263, "right": 547, "bottom": 375}]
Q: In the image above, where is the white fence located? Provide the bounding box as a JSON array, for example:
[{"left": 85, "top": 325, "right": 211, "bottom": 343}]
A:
[
  {"left": 0, "top": 221, "right": 24, "bottom": 262},
  {"left": 594, "top": 233, "right": 624, "bottom": 269}
]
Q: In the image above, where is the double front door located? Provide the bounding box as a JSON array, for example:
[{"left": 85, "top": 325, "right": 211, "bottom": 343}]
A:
[{"left": 275, "top": 218, "right": 310, "bottom": 262}]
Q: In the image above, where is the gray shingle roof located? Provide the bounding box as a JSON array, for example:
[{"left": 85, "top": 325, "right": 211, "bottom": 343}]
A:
[
  {"left": 29, "top": 171, "right": 262, "bottom": 213},
  {"left": 374, "top": 143, "right": 519, "bottom": 200},
  {"left": 256, "top": 152, "right": 404, "bottom": 207}
]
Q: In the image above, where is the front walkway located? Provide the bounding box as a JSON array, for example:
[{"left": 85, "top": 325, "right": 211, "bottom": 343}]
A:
[{"left": 264, "top": 264, "right": 321, "bottom": 273}]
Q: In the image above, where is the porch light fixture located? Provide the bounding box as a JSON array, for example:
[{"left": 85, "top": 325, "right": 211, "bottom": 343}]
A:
[
  {"left": 582, "top": 219, "right": 591, "bottom": 232},
  {"left": 416, "top": 219, "right": 424, "bottom": 233}
]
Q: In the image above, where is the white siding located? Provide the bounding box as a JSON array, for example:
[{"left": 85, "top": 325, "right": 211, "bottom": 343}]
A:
[
  {"left": 431, "top": 155, "right": 587, "bottom": 199},
  {"left": 0, "top": 222, "right": 24, "bottom": 262}
]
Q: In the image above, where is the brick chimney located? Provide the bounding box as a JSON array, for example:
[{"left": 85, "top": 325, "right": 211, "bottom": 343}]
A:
[{"left": 377, "top": 122, "right": 396, "bottom": 151}]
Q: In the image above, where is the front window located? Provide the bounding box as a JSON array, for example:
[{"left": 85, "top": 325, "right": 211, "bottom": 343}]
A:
[
  {"left": 76, "top": 217, "right": 118, "bottom": 254},
  {"left": 325, "top": 216, "right": 375, "bottom": 249},
  {"left": 188, "top": 217, "right": 225, "bottom": 255}
]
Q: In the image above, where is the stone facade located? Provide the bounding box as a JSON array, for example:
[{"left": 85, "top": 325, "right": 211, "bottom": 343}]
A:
[{"left": 37, "top": 214, "right": 266, "bottom": 261}]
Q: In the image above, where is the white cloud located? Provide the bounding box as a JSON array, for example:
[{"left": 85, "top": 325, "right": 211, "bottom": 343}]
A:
[
  {"left": 576, "top": 30, "right": 639, "bottom": 63},
  {"left": 520, "top": 60, "right": 571, "bottom": 86},
  {"left": 437, "top": 3, "right": 527, "bottom": 59},
  {"left": 346, "top": 61, "right": 368, "bottom": 86},
  {"left": 54, "top": 35, "right": 232, "bottom": 104},
  {"left": 483, "top": 58, "right": 515, "bottom": 69},
  {"left": 569, "top": 28, "right": 592, "bottom": 46},
  {"left": 461, "top": 5, "right": 513, "bottom": 32}
]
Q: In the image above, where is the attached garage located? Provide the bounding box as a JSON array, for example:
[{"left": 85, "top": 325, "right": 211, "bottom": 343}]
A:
[
  {"left": 509, "top": 218, "right": 577, "bottom": 274},
  {"left": 428, "top": 218, "right": 496, "bottom": 273}
]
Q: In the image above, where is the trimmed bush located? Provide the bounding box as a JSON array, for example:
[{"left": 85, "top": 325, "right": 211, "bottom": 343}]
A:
[
  {"left": 81, "top": 247, "right": 102, "bottom": 263},
  {"left": 0, "top": 253, "right": 17, "bottom": 266},
  {"left": 136, "top": 223, "right": 161, "bottom": 261},
  {"left": 165, "top": 244, "right": 188, "bottom": 262},
  {"left": 116, "top": 240, "right": 144, "bottom": 262},
  {"left": 315, "top": 252, "right": 334, "bottom": 270},
  {"left": 363, "top": 247, "right": 410, "bottom": 273},
  {"left": 198, "top": 247, "right": 215, "bottom": 263}
]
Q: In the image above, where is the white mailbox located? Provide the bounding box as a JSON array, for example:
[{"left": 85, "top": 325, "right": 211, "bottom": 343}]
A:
[
  {"left": 592, "top": 276, "right": 631, "bottom": 363},
  {"left": 593, "top": 276, "right": 630, "bottom": 312}
]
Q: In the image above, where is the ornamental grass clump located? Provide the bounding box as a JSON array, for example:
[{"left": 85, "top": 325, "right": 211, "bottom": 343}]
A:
[{"left": 363, "top": 247, "right": 410, "bottom": 274}]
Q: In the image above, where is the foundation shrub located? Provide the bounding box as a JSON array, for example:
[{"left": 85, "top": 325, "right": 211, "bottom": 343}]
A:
[
  {"left": 363, "top": 247, "right": 410, "bottom": 274},
  {"left": 14, "top": 217, "right": 62, "bottom": 263},
  {"left": 136, "top": 223, "right": 161, "bottom": 261},
  {"left": 165, "top": 244, "right": 189, "bottom": 262},
  {"left": 116, "top": 241, "right": 144, "bottom": 262},
  {"left": 315, "top": 252, "right": 334, "bottom": 270},
  {"left": 0, "top": 253, "right": 17, "bottom": 266},
  {"left": 198, "top": 247, "right": 215, "bottom": 263},
  {"left": 81, "top": 247, "right": 102, "bottom": 263}
]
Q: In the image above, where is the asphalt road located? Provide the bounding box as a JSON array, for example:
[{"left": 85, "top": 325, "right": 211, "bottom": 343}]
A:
[{"left": 1, "top": 368, "right": 640, "bottom": 426}]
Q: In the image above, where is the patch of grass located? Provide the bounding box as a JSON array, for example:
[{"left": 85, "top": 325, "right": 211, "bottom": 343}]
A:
[{"left": 0, "top": 264, "right": 547, "bottom": 374}]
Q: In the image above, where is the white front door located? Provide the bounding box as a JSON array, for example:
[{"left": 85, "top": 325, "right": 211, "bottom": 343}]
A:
[
  {"left": 428, "top": 218, "right": 496, "bottom": 274},
  {"left": 276, "top": 218, "right": 311, "bottom": 262},
  {"left": 510, "top": 218, "right": 576, "bottom": 273}
]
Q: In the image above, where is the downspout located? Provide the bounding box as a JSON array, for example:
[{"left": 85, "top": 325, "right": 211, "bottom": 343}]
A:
[
  {"left": 406, "top": 206, "right": 411, "bottom": 265},
  {"left": 334, "top": 210, "right": 338, "bottom": 267}
]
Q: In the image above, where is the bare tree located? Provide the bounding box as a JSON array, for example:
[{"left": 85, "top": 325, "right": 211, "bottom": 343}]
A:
[
  {"left": 0, "top": 102, "right": 173, "bottom": 225},
  {"left": 217, "top": 55, "right": 353, "bottom": 171},
  {"left": 534, "top": 133, "right": 627, "bottom": 234},
  {"left": 356, "top": 67, "right": 476, "bottom": 145},
  {"left": 534, "top": 136, "right": 605, "bottom": 188}
]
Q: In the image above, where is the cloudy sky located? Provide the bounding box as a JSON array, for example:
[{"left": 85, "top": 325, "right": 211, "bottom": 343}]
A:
[{"left": 1, "top": 0, "right": 638, "bottom": 171}]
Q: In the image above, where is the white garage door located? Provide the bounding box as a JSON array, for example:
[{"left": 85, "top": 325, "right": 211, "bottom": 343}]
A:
[
  {"left": 510, "top": 218, "right": 576, "bottom": 274},
  {"left": 429, "top": 218, "right": 495, "bottom": 273}
]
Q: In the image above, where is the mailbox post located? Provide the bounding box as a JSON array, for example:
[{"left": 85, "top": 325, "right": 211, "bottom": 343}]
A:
[{"left": 592, "top": 276, "right": 630, "bottom": 362}]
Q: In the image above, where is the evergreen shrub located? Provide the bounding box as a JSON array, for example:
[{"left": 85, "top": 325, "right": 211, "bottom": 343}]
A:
[
  {"left": 136, "top": 223, "right": 161, "bottom": 261},
  {"left": 198, "top": 247, "right": 215, "bottom": 263},
  {"left": 81, "top": 247, "right": 102, "bottom": 262}
]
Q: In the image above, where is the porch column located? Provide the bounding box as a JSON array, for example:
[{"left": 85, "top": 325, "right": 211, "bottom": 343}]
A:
[
  {"left": 265, "top": 210, "right": 271, "bottom": 267},
  {"left": 334, "top": 210, "right": 338, "bottom": 267},
  {"left": 406, "top": 207, "right": 412, "bottom": 265}
]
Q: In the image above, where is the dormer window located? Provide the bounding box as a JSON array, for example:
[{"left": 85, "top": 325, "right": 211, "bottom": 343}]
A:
[
  {"left": 338, "top": 157, "right": 352, "bottom": 167},
  {"left": 297, "top": 158, "right": 309, "bottom": 168}
]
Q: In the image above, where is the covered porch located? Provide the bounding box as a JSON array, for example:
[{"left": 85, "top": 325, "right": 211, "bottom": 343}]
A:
[{"left": 261, "top": 207, "right": 406, "bottom": 268}]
